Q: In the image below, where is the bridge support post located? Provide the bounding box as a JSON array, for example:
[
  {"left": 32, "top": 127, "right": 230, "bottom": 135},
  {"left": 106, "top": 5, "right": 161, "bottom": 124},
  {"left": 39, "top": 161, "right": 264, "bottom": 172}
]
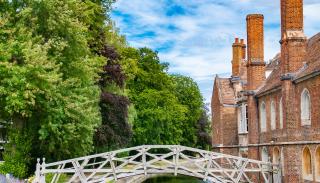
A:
[
  {"left": 142, "top": 146, "right": 147, "bottom": 176},
  {"left": 108, "top": 153, "right": 117, "bottom": 181},
  {"left": 203, "top": 153, "right": 213, "bottom": 181},
  {"left": 34, "top": 158, "right": 41, "bottom": 183},
  {"left": 40, "top": 158, "right": 46, "bottom": 183},
  {"left": 174, "top": 146, "right": 180, "bottom": 176}
]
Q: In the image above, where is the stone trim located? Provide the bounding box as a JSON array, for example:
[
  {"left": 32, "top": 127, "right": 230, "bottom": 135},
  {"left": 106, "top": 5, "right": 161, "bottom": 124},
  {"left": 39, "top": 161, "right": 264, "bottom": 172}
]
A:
[
  {"left": 293, "top": 70, "right": 320, "bottom": 84},
  {"left": 243, "top": 90, "right": 255, "bottom": 96},
  {"left": 213, "top": 141, "right": 320, "bottom": 148},
  {"left": 280, "top": 73, "right": 294, "bottom": 81},
  {"left": 255, "top": 86, "right": 281, "bottom": 97},
  {"left": 247, "top": 61, "right": 266, "bottom": 67}
]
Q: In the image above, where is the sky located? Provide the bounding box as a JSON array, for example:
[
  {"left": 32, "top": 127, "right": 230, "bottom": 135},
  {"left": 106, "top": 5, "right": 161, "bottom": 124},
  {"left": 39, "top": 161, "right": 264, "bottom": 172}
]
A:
[{"left": 110, "top": 0, "right": 320, "bottom": 104}]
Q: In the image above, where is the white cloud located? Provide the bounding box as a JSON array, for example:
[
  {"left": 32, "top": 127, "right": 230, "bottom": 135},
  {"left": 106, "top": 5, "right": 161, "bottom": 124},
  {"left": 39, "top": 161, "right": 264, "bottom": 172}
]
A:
[{"left": 111, "top": 0, "right": 320, "bottom": 104}]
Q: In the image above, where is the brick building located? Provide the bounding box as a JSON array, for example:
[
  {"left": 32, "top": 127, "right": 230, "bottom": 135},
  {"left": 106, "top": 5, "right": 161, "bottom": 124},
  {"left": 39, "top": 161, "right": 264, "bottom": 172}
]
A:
[{"left": 211, "top": 0, "right": 320, "bottom": 182}]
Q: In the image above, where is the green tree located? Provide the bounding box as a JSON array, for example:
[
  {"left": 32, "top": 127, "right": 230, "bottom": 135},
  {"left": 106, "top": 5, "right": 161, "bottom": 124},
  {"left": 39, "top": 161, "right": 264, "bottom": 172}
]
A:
[
  {"left": 0, "top": 0, "right": 104, "bottom": 176},
  {"left": 132, "top": 89, "right": 187, "bottom": 145},
  {"left": 196, "top": 105, "right": 212, "bottom": 150},
  {"left": 127, "top": 48, "right": 187, "bottom": 145},
  {"left": 171, "top": 75, "right": 203, "bottom": 147}
]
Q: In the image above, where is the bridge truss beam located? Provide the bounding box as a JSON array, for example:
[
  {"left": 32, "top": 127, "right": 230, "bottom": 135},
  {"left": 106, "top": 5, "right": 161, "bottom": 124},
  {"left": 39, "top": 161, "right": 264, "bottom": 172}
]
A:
[{"left": 33, "top": 145, "right": 281, "bottom": 183}]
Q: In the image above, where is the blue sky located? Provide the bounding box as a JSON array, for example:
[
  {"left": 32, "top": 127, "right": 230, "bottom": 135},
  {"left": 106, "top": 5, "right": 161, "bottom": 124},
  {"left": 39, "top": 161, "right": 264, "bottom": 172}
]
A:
[{"left": 111, "top": 0, "right": 320, "bottom": 104}]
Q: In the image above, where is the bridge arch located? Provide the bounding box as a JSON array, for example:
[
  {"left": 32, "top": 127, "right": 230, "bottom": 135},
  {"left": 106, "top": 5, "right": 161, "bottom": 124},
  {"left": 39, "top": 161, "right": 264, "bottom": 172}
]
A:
[{"left": 33, "top": 145, "right": 279, "bottom": 183}]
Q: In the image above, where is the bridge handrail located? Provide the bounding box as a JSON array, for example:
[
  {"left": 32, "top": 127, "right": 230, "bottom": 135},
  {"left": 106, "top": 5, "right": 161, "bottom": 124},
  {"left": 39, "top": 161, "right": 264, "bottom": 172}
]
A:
[
  {"left": 34, "top": 145, "right": 281, "bottom": 183},
  {"left": 43, "top": 145, "right": 275, "bottom": 167}
]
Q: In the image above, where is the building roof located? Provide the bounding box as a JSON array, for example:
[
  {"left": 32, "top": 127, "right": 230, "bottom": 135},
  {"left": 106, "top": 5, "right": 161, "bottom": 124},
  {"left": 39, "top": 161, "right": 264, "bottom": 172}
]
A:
[
  {"left": 294, "top": 33, "right": 320, "bottom": 80},
  {"left": 257, "top": 32, "right": 320, "bottom": 96},
  {"left": 215, "top": 77, "right": 236, "bottom": 105},
  {"left": 256, "top": 55, "right": 282, "bottom": 96},
  {"left": 266, "top": 53, "right": 280, "bottom": 71}
]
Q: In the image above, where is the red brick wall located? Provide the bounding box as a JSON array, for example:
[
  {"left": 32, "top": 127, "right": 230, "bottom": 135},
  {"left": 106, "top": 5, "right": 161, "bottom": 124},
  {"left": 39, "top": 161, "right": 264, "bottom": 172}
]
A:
[
  {"left": 211, "top": 81, "right": 222, "bottom": 147},
  {"left": 221, "top": 107, "right": 237, "bottom": 146},
  {"left": 255, "top": 76, "right": 320, "bottom": 182}
]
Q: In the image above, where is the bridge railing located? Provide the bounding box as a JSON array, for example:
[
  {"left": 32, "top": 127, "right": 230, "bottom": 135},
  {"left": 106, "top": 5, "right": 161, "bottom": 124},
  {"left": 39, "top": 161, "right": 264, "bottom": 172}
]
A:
[{"left": 33, "top": 145, "right": 280, "bottom": 183}]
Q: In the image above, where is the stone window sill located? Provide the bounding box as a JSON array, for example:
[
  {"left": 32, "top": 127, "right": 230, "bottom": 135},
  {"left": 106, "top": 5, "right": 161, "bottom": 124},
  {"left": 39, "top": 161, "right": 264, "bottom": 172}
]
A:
[
  {"left": 301, "top": 119, "right": 311, "bottom": 126},
  {"left": 303, "top": 175, "right": 313, "bottom": 181},
  {"left": 238, "top": 132, "right": 248, "bottom": 135}
]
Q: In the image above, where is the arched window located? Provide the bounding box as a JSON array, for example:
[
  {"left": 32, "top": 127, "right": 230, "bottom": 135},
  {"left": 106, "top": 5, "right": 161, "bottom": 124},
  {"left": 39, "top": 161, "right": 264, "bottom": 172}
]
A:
[
  {"left": 238, "top": 104, "right": 248, "bottom": 133},
  {"left": 261, "top": 147, "right": 269, "bottom": 170},
  {"left": 273, "top": 147, "right": 280, "bottom": 164},
  {"left": 238, "top": 107, "right": 241, "bottom": 133},
  {"left": 302, "top": 147, "right": 312, "bottom": 180},
  {"left": 273, "top": 147, "right": 281, "bottom": 182},
  {"left": 279, "top": 98, "right": 283, "bottom": 129},
  {"left": 316, "top": 147, "right": 320, "bottom": 181},
  {"left": 271, "top": 101, "right": 276, "bottom": 130},
  {"left": 301, "top": 89, "right": 311, "bottom": 126},
  {"left": 260, "top": 102, "right": 267, "bottom": 132}
]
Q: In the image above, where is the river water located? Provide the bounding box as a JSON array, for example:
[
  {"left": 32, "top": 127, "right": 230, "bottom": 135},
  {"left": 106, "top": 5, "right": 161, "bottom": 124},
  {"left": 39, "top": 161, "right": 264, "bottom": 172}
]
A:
[{"left": 143, "top": 175, "right": 205, "bottom": 183}]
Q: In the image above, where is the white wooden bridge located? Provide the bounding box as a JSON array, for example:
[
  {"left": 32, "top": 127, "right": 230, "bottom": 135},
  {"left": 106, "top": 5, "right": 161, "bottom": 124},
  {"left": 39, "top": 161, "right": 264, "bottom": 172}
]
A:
[{"left": 33, "top": 145, "right": 281, "bottom": 183}]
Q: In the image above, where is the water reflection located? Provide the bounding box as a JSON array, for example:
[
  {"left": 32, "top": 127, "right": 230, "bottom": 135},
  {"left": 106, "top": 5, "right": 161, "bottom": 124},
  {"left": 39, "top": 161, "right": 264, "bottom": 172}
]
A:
[{"left": 143, "top": 175, "right": 205, "bottom": 183}]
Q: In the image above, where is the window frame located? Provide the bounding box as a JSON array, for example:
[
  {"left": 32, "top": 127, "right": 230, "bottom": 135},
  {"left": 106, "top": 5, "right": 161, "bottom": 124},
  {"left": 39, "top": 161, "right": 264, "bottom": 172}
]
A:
[
  {"left": 301, "top": 88, "right": 311, "bottom": 126},
  {"left": 302, "top": 146, "right": 313, "bottom": 181},
  {"left": 315, "top": 147, "right": 320, "bottom": 181},
  {"left": 238, "top": 104, "right": 248, "bottom": 134},
  {"left": 270, "top": 100, "right": 276, "bottom": 130},
  {"left": 260, "top": 102, "right": 267, "bottom": 132},
  {"left": 279, "top": 97, "right": 283, "bottom": 129}
]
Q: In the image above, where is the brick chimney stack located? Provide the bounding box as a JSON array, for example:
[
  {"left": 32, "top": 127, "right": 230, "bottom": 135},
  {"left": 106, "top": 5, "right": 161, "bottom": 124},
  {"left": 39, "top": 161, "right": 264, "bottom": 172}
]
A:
[
  {"left": 246, "top": 14, "right": 266, "bottom": 166},
  {"left": 240, "top": 39, "right": 246, "bottom": 59},
  {"left": 280, "top": 1, "right": 307, "bottom": 180},
  {"left": 232, "top": 38, "right": 243, "bottom": 77},
  {"left": 246, "top": 14, "right": 266, "bottom": 90},
  {"left": 280, "top": 0, "right": 307, "bottom": 74}
]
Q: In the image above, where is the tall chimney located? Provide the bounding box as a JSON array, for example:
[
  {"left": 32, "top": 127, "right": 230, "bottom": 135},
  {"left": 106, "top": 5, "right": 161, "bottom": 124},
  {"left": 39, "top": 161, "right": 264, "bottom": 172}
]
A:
[
  {"left": 246, "top": 14, "right": 265, "bottom": 90},
  {"left": 280, "top": 0, "right": 306, "bottom": 74},
  {"left": 281, "top": 0, "right": 303, "bottom": 37},
  {"left": 232, "top": 38, "right": 242, "bottom": 77},
  {"left": 240, "top": 39, "right": 246, "bottom": 59},
  {"left": 246, "top": 14, "right": 266, "bottom": 165}
]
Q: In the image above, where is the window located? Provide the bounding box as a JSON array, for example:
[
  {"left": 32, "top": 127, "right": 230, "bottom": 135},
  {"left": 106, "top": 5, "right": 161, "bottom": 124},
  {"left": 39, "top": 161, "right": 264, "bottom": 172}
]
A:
[
  {"left": 273, "top": 148, "right": 281, "bottom": 182},
  {"left": 238, "top": 108, "right": 241, "bottom": 133},
  {"left": 260, "top": 102, "right": 267, "bottom": 132},
  {"left": 273, "top": 147, "right": 280, "bottom": 164},
  {"left": 302, "top": 147, "right": 312, "bottom": 180},
  {"left": 271, "top": 101, "right": 276, "bottom": 130},
  {"left": 246, "top": 105, "right": 248, "bottom": 132},
  {"left": 316, "top": 147, "right": 320, "bottom": 181},
  {"left": 238, "top": 104, "right": 248, "bottom": 133},
  {"left": 279, "top": 98, "right": 283, "bottom": 129},
  {"left": 301, "top": 89, "right": 311, "bottom": 126},
  {"left": 261, "top": 147, "right": 269, "bottom": 170}
]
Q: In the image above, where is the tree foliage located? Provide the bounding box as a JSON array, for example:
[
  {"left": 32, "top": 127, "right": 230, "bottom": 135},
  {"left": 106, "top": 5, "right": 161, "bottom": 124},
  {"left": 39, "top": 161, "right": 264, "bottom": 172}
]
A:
[
  {"left": 0, "top": 0, "right": 211, "bottom": 178},
  {"left": 126, "top": 48, "right": 210, "bottom": 147},
  {"left": 171, "top": 75, "right": 203, "bottom": 147},
  {"left": 0, "top": 0, "right": 104, "bottom": 176}
]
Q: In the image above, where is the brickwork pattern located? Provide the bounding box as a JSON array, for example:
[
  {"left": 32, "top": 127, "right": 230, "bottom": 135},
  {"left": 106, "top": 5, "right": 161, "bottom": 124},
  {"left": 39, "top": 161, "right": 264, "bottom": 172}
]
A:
[
  {"left": 232, "top": 38, "right": 243, "bottom": 76},
  {"left": 211, "top": 0, "right": 320, "bottom": 182},
  {"left": 281, "top": 0, "right": 303, "bottom": 33},
  {"left": 246, "top": 14, "right": 264, "bottom": 63}
]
